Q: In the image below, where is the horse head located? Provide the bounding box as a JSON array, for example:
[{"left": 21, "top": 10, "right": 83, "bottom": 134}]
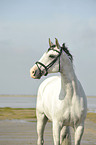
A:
[{"left": 30, "top": 38, "right": 73, "bottom": 79}]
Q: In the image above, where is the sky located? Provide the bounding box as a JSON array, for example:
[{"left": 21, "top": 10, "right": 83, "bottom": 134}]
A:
[{"left": 0, "top": 0, "right": 96, "bottom": 96}]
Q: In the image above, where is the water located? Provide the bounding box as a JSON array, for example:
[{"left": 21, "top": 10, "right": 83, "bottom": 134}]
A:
[
  {"left": 0, "top": 96, "right": 96, "bottom": 113},
  {"left": 87, "top": 97, "right": 96, "bottom": 113},
  {"left": 0, "top": 96, "right": 36, "bottom": 108}
]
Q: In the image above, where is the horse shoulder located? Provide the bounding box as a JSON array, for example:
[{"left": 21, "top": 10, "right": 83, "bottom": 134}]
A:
[
  {"left": 70, "top": 80, "right": 87, "bottom": 124},
  {"left": 38, "top": 76, "right": 60, "bottom": 95},
  {"left": 76, "top": 79, "right": 87, "bottom": 111},
  {"left": 36, "top": 76, "right": 60, "bottom": 112}
]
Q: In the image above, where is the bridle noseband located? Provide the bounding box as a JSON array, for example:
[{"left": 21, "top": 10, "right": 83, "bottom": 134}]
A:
[{"left": 35, "top": 47, "right": 62, "bottom": 76}]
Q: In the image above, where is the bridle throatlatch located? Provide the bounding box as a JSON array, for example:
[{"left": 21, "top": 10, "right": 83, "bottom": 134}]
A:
[{"left": 35, "top": 47, "right": 62, "bottom": 76}]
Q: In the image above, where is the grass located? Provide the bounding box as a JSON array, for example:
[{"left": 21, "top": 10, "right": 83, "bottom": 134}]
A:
[
  {"left": 0, "top": 107, "right": 36, "bottom": 120},
  {"left": 87, "top": 112, "right": 96, "bottom": 123},
  {"left": 0, "top": 107, "right": 96, "bottom": 123}
]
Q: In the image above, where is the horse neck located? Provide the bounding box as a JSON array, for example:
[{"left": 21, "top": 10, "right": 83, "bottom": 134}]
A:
[{"left": 60, "top": 63, "right": 78, "bottom": 98}]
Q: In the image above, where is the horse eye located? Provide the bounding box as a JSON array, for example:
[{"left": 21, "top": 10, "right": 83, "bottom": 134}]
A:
[{"left": 49, "top": 55, "right": 56, "bottom": 58}]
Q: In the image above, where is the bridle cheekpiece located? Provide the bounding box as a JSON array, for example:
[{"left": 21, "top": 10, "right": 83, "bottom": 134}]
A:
[{"left": 35, "top": 46, "right": 62, "bottom": 77}]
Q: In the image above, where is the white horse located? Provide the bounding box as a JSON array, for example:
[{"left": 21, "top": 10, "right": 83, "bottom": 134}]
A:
[{"left": 30, "top": 38, "right": 87, "bottom": 145}]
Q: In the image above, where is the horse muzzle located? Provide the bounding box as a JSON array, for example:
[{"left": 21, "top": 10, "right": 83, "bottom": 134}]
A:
[{"left": 30, "top": 65, "right": 41, "bottom": 79}]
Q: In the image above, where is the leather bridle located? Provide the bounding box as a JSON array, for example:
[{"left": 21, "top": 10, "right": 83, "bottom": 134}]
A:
[{"left": 35, "top": 47, "right": 62, "bottom": 76}]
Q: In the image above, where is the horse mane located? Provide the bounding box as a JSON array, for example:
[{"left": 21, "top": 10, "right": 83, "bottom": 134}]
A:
[
  {"left": 61, "top": 43, "right": 73, "bottom": 62},
  {"left": 48, "top": 42, "right": 73, "bottom": 62}
]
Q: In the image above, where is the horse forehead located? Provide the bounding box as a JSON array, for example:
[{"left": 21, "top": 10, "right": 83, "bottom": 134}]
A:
[
  {"left": 39, "top": 52, "right": 48, "bottom": 62},
  {"left": 47, "top": 47, "right": 60, "bottom": 54}
]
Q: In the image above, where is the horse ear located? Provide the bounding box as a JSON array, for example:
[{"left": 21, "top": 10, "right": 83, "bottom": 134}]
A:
[
  {"left": 55, "top": 38, "right": 60, "bottom": 49},
  {"left": 62, "top": 43, "right": 65, "bottom": 48},
  {"left": 49, "top": 38, "right": 54, "bottom": 47}
]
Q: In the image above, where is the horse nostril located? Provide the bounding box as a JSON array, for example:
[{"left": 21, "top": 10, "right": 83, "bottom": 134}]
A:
[
  {"left": 32, "top": 70, "right": 36, "bottom": 76},
  {"left": 32, "top": 71, "right": 34, "bottom": 74}
]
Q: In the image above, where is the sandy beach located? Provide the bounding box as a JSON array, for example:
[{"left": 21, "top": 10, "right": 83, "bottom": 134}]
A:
[
  {"left": 0, "top": 118, "right": 96, "bottom": 145},
  {"left": 0, "top": 105, "right": 96, "bottom": 145}
]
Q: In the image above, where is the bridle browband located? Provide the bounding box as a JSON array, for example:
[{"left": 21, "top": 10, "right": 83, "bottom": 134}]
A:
[{"left": 35, "top": 47, "right": 62, "bottom": 76}]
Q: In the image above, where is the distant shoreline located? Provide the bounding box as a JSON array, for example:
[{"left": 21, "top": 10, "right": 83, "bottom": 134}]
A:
[
  {"left": 0, "top": 95, "right": 37, "bottom": 97},
  {"left": 0, "top": 95, "right": 96, "bottom": 98},
  {"left": 0, "top": 95, "right": 96, "bottom": 113}
]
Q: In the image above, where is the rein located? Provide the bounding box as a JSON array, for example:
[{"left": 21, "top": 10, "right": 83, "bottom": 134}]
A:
[{"left": 35, "top": 48, "right": 62, "bottom": 76}]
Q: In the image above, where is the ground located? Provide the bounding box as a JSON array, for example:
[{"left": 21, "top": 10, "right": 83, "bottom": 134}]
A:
[{"left": 0, "top": 108, "right": 96, "bottom": 145}]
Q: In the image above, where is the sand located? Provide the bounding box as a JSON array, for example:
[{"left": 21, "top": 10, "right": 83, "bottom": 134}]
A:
[{"left": 0, "top": 119, "right": 96, "bottom": 145}]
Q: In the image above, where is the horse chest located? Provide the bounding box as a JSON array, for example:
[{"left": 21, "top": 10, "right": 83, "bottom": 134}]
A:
[
  {"left": 38, "top": 76, "right": 86, "bottom": 126},
  {"left": 58, "top": 100, "right": 84, "bottom": 127},
  {"left": 43, "top": 96, "right": 83, "bottom": 126},
  {"left": 61, "top": 106, "right": 82, "bottom": 126}
]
